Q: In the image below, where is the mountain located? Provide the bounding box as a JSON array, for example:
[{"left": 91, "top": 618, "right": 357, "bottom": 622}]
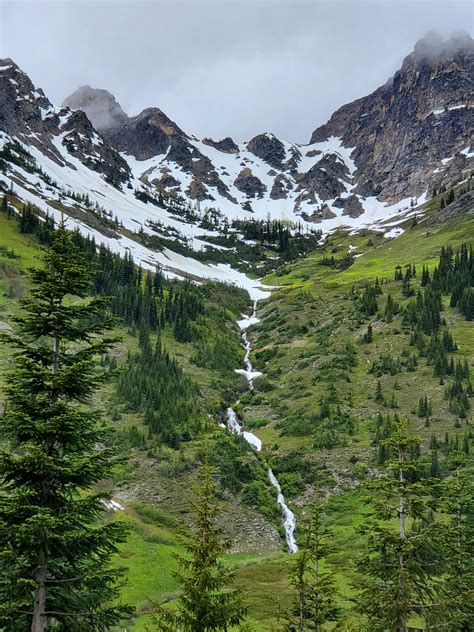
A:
[
  {"left": 310, "top": 31, "right": 474, "bottom": 202},
  {"left": 1, "top": 35, "right": 474, "bottom": 631},
  {"left": 0, "top": 33, "right": 472, "bottom": 289},
  {"left": 63, "top": 32, "right": 473, "bottom": 221},
  {"left": 0, "top": 59, "right": 131, "bottom": 186}
]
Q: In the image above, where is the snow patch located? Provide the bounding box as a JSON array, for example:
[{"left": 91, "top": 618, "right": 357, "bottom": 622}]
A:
[{"left": 384, "top": 227, "right": 404, "bottom": 239}]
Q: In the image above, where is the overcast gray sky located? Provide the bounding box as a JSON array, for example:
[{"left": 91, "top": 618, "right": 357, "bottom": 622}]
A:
[{"left": 0, "top": 0, "right": 472, "bottom": 143}]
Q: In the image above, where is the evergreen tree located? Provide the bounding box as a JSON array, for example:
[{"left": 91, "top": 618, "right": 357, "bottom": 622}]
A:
[
  {"left": 363, "top": 324, "right": 373, "bottom": 343},
  {"left": 384, "top": 294, "right": 399, "bottom": 322},
  {"left": 152, "top": 463, "right": 247, "bottom": 631},
  {"left": 374, "top": 380, "right": 384, "bottom": 403},
  {"left": 357, "top": 420, "right": 438, "bottom": 631},
  {"left": 0, "top": 226, "right": 131, "bottom": 631},
  {"left": 426, "top": 452, "right": 474, "bottom": 630},
  {"left": 285, "top": 504, "right": 339, "bottom": 631},
  {"left": 421, "top": 265, "right": 430, "bottom": 287}
]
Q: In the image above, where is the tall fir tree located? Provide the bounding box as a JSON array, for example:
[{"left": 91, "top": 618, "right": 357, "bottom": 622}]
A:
[
  {"left": 152, "top": 462, "right": 247, "bottom": 631},
  {"left": 0, "top": 226, "right": 131, "bottom": 631},
  {"left": 425, "top": 452, "right": 474, "bottom": 630},
  {"left": 285, "top": 504, "right": 339, "bottom": 631},
  {"left": 357, "top": 420, "right": 438, "bottom": 631}
]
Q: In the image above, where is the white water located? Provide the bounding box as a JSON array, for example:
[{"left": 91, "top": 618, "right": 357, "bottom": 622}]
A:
[
  {"left": 267, "top": 469, "right": 298, "bottom": 553},
  {"left": 226, "top": 407, "right": 262, "bottom": 452},
  {"left": 224, "top": 302, "right": 298, "bottom": 553}
]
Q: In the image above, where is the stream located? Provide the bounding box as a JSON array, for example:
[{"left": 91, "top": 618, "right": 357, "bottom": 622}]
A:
[{"left": 224, "top": 301, "right": 298, "bottom": 554}]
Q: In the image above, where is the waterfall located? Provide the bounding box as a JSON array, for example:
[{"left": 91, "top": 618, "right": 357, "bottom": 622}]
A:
[
  {"left": 267, "top": 469, "right": 298, "bottom": 554},
  {"left": 226, "top": 407, "right": 262, "bottom": 452},
  {"left": 223, "top": 301, "right": 298, "bottom": 553}
]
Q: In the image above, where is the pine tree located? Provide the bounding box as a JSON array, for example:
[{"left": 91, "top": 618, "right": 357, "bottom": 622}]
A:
[
  {"left": 363, "top": 323, "right": 373, "bottom": 343},
  {"left": 357, "top": 420, "right": 438, "bottom": 631},
  {"left": 152, "top": 462, "right": 247, "bottom": 630},
  {"left": 285, "top": 504, "right": 339, "bottom": 631},
  {"left": 0, "top": 226, "right": 131, "bottom": 630},
  {"left": 375, "top": 380, "right": 384, "bottom": 403},
  {"left": 426, "top": 452, "right": 474, "bottom": 629}
]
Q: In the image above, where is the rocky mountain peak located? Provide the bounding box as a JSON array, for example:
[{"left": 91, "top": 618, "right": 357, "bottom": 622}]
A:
[
  {"left": 62, "top": 85, "right": 128, "bottom": 130},
  {"left": 309, "top": 32, "right": 473, "bottom": 202},
  {"left": 246, "top": 133, "right": 286, "bottom": 169},
  {"left": 0, "top": 57, "right": 52, "bottom": 134},
  {"left": 63, "top": 85, "right": 191, "bottom": 160},
  {"left": 131, "top": 107, "right": 186, "bottom": 138}
]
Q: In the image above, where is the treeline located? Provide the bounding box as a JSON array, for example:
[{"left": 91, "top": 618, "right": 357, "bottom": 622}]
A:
[
  {"left": 358, "top": 249, "right": 472, "bottom": 422},
  {"left": 231, "top": 218, "right": 322, "bottom": 260},
  {"left": 117, "top": 332, "right": 202, "bottom": 448}
]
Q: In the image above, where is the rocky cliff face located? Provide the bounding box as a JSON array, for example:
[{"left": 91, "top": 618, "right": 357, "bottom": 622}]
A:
[
  {"left": 0, "top": 61, "right": 130, "bottom": 186},
  {"left": 310, "top": 32, "right": 473, "bottom": 202}
]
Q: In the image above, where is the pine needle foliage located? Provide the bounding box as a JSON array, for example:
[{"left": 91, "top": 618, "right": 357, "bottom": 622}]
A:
[
  {"left": 285, "top": 504, "right": 339, "bottom": 631},
  {"left": 0, "top": 226, "right": 131, "bottom": 630},
  {"left": 152, "top": 462, "right": 247, "bottom": 631},
  {"left": 357, "top": 420, "right": 439, "bottom": 631}
]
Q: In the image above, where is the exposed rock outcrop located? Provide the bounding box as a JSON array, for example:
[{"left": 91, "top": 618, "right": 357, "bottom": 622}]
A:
[
  {"left": 247, "top": 133, "right": 286, "bottom": 169},
  {"left": 202, "top": 136, "right": 239, "bottom": 154},
  {"left": 310, "top": 32, "right": 474, "bottom": 203},
  {"left": 234, "top": 168, "right": 266, "bottom": 198}
]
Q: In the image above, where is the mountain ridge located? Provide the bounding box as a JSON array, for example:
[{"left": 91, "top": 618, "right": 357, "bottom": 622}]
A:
[
  {"left": 62, "top": 31, "right": 473, "bottom": 213},
  {"left": 0, "top": 33, "right": 472, "bottom": 290}
]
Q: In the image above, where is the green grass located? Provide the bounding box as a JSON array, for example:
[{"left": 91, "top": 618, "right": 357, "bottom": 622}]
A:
[
  {"left": 263, "top": 214, "right": 474, "bottom": 293},
  {"left": 0, "top": 213, "right": 41, "bottom": 304},
  {"left": 1, "top": 204, "right": 473, "bottom": 630},
  {"left": 112, "top": 508, "right": 183, "bottom": 630}
]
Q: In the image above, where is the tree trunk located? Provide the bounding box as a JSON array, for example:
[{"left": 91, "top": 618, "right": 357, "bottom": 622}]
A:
[
  {"left": 398, "top": 445, "right": 407, "bottom": 632},
  {"left": 299, "top": 583, "right": 305, "bottom": 632},
  {"left": 314, "top": 555, "right": 319, "bottom": 632},
  {"left": 32, "top": 334, "right": 60, "bottom": 630},
  {"left": 31, "top": 551, "right": 47, "bottom": 632},
  {"left": 52, "top": 335, "right": 60, "bottom": 374}
]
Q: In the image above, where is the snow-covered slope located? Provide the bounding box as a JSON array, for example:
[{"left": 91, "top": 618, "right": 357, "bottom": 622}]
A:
[{"left": 1, "top": 35, "right": 472, "bottom": 292}]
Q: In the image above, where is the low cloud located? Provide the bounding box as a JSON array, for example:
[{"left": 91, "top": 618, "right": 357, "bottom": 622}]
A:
[{"left": 414, "top": 30, "right": 472, "bottom": 60}]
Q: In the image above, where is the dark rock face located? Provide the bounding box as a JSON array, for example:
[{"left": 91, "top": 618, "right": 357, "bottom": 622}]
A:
[
  {"left": 283, "top": 145, "right": 302, "bottom": 173},
  {"left": 202, "top": 137, "right": 239, "bottom": 154},
  {"left": 0, "top": 59, "right": 52, "bottom": 134},
  {"left": 0, "top": 60, "right": 130, "bottom": 186},
  {"left": 301, "top": 204, "right": 337, "bottom": 223},
  {"left": 64, "top": 87, "right": 239, "bottom": 202},
  {"left": 107, "top": 107, "right": 189, "bottom": 161},
  {"left": 64, "top": 86, "right": 191, "bottom": 162},
  {"left": 270, "top": 174, "right": 292, "bottom": 200},
  {"left": 432, "top": 152, "right": 473, "bottom": 192},
  {"left": 234, "top": 168, "right": 266, "bottom": 198},
  {"left": 59, "top": 109, "right": 130, "bottom": 186},
  {"left": 333, "top": 194, "right": 365, "bottom": 218},
  {"left": 310, "top": 33, "right": 474, "bottom": 203},
  {"left": 247, "top": 133, "right": 286, "bottom": 169},
  {"left": 296, "top": 153, "right": 351, "bottom": 205}
]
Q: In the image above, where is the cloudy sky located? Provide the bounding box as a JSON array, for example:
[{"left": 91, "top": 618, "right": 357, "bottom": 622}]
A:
[{"left": 0, "top": 1, "right": 472, "bottom": 143}]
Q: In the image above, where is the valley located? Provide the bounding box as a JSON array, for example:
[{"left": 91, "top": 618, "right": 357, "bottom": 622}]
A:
[{"left": 0, "top": 29, "right": 472, "bottom": 631}]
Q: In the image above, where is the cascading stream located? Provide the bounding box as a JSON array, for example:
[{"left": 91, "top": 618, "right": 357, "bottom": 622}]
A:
[{"left": 224, "top": 301, "right": 298, "bottom": 554}]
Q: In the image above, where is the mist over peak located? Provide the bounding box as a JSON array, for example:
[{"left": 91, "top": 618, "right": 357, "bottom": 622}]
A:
[
  {"left": 62, "top": 85, "right": 128, "bottom": 130},
  {"left": 413, "top": 30, "right": 473, "bottom": 62}
]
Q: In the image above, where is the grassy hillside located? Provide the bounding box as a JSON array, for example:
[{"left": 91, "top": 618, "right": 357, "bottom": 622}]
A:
[{"left": 0, "top": 198, "right": 473, "bottom": 630}]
